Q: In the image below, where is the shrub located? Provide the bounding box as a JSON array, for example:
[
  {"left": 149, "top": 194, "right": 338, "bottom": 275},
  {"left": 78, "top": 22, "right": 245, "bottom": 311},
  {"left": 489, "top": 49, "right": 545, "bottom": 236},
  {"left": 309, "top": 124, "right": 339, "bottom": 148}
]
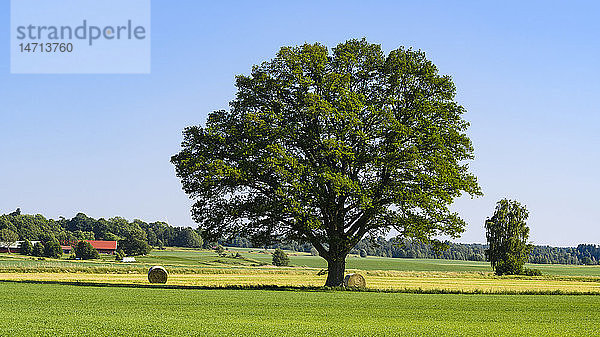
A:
[
  {"left": 215, "top": 245, "right": 227, "bottom": 257},
  {"left": 44, "top": 239, "right": 63, "bottom": 258},
  {"left": 522, "top": 268, "right": 542, "bottom": 276},
  {"left": 115, "top": 249, "right": 125, "bottom": 261},
  {"left": 32, "top": 242, "right": 45, "bottom": 257},
  {"left": 272, "top": 248, "right": 289, "bottom": 266},
  {"left": 74, "top": 241, "right": 100, "bottom": 260},
  {"left": 20, "top": 240, "right": 33, "bottom": 255}
]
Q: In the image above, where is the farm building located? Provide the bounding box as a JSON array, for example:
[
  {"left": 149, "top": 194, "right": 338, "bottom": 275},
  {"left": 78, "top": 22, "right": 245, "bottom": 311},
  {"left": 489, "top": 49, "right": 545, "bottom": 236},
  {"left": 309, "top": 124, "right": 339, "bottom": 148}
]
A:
[
  {"left": 0, "top": 241, "right": 40, "bottom": 253},
  {"left": 60, "top": 240, "right": 118, "bottom": 255}
]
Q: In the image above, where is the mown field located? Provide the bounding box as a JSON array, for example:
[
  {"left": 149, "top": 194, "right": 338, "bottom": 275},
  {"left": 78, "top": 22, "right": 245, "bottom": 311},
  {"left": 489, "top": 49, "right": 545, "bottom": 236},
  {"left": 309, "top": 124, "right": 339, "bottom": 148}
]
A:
[
  {"left": 1, "top": 282, "right": 599, "bottom": 336},
  {"left": 3, "top": 247, "right": 599, "bottom": 277},
  {"left": 143, "top": 248, "right": 600, "bottom": 277},
  {"left": 1, "top": 249, "right": 600, "bottom": 293}
]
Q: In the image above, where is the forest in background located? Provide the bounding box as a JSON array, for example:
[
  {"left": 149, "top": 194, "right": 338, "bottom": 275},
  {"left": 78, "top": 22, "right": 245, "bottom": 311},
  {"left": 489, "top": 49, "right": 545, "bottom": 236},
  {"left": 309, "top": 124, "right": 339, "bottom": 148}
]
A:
[
  {"left": 0, "top": 209, "right": 202, "bottom": 251},
  {"left": 1, "top": 209, "right": 598, "bottom": 265},
  {"left": 224, "top": 233, "right": 600, "bottom": 266}
]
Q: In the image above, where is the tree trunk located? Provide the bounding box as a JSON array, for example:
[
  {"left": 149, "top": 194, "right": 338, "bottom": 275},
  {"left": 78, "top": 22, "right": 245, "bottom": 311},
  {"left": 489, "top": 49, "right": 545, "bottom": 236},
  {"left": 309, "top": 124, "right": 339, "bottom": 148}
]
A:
[{"left": 324, "top": 255, "right": 347, "bottom": 287}]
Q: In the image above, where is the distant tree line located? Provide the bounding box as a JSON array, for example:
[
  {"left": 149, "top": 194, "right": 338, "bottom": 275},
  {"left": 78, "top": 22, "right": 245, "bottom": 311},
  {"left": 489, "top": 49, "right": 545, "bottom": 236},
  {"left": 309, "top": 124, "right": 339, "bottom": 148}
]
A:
[
  {"left": 351, "top": 237, "right": 488, "bottom": 261},
  {"left": 354, "top": 239, "right": 600, "bottom": 265},
  {"left": 220, "top": 235, "right": 314, "bottom": 253},
  {"left": 3, "top": 209, "right": 598, "bottom": 265},
  {"left": 220, "top": 233, "right": 600, "bottom": 265},
  {"left": 529, "top": 244, "right": 600, "bottom": 265},
  {"left": 0, "top": 209, "right": 203, "bottom": 255},
  {"left": 219, "top": 235, "right": 487, "bottom": 260}
]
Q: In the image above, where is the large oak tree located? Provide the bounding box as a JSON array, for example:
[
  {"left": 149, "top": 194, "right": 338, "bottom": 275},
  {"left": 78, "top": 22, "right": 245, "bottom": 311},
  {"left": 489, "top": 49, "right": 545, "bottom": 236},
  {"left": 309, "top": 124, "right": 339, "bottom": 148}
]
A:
[{"left": 172, "top": 39, "right": 481, "bottom": 286}]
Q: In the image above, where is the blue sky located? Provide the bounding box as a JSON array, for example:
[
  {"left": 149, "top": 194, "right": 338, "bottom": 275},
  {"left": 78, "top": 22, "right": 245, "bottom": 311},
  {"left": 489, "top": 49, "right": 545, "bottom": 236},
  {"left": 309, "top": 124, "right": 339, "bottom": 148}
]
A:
[{"left": 1, "top": 1, "right": 599, "bottom": 246}]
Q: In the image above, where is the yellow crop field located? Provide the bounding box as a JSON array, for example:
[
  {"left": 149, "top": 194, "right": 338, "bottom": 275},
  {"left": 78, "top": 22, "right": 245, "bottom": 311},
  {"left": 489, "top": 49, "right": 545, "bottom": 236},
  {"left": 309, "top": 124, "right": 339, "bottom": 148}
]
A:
[{"left": 2, "top": 269, "right": 600, "bottom": 293}]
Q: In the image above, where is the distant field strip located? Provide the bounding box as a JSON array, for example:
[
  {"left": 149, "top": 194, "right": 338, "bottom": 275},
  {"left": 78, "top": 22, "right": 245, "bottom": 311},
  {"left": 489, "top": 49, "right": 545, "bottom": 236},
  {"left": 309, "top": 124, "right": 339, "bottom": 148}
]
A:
[
  {"left": 4, "top": 251, "right": 600, "bottom": 276},
  {"left": 3, "top": 250, "right": 600, "bottom": 294},
  {"left": 2, "top": 270, "right": 600, "bottom": 293}
]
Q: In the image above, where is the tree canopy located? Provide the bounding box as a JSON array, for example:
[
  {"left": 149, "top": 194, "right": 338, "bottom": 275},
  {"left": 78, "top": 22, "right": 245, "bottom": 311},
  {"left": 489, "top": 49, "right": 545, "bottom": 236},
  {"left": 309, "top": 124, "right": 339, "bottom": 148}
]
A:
[
  {"left": 44, "top": 238, "right": 62, "bottom": 259},
  {"left": 32, "top": 242, "right": 44, "bottom": 257},
  {"left": 74, "top": 240, "right": 100, "bottom": 260},
  {"left": 0, "top": 210, "right": 202, "bottom": 250},
  {"left": 485, "top": 199, "right": 533, "bottom": 275},
  {"left": 20, "top": 239, "right": 33, "bottom": 256},
  {"left": 119, "top": 238, "right": 151, "bottom": 256},
  {"left": 172, "top": 39, "right": 481, "bottom": 286},
  {"left": 0, "top": 228, "right": 19, "bottom": 253}
]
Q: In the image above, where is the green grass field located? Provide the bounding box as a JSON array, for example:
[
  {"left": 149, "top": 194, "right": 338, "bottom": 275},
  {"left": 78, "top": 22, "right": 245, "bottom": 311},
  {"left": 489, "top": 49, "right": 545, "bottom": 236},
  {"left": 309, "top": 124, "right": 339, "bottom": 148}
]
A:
[
  {"left": 2, "top": 249, "right": 600, "bottom": 335},
  {"left": 1, "top": 282, "right": 598, "bottom": 336}
]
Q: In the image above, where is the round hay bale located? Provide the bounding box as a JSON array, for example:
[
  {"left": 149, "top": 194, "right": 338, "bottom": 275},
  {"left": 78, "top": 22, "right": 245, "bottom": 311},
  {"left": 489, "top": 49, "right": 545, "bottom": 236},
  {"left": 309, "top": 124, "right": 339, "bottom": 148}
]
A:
[
  {"left": 148, "top": 266, "right": 168, "bottom": 284},
  {"left": 343, "top": 273, "right": 366, "bottom": 288}
]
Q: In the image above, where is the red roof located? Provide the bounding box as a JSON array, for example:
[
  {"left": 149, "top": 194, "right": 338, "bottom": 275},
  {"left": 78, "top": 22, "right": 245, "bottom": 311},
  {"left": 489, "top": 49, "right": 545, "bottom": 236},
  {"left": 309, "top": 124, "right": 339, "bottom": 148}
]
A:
[{"left": 86, "top": 240, "right": 117, "bottom": 250}]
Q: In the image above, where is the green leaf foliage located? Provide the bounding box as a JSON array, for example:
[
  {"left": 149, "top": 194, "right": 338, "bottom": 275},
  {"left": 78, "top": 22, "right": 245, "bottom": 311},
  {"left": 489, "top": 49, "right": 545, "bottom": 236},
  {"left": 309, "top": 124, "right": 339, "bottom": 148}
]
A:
[
  {"left": 485, "top": 199, "right": 533, "bottom": 275},
  {"left": 43, "top": 239, "right": 62, "bottom": 259},
  {"left": 0, "top": 228, "right": 19, "bottom": 253},
  {"left": 115, "top": 249, "right": 125, "bottom": 261},
  {"left": 74, "top": 241, "right": 100, "bottom": 260},
  {"left": 272, "top": 248, "right": 290, "bottom": 266},
  {"left": 172, "top": 39, "right": 481, "bottom": 285},
  {"left": 119, "top": 238, "right": 151, "bottom": 256},
  {"left": 0, "top": 211, "right": 202, "bottom": 249},
  {"left": 32, "top": 242, "right": 45, "bottom": 257},
  {"left": 20, "top": 240, "right": 33, "bottom": 255}
]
